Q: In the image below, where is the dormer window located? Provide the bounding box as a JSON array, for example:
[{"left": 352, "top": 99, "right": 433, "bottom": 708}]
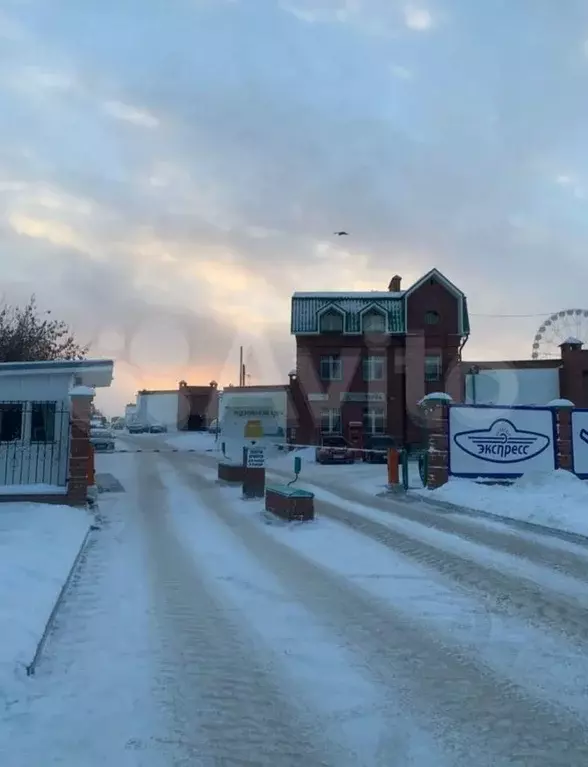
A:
[
  {"left": 319, "top": 310, "right": 344, "bottom": 333},
  {"left": 362, "top": 310, "right": 386, "bottom": 333}
]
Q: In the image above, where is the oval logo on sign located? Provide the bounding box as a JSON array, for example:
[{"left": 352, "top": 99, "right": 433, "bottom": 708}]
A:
[{"left": 453, "top": 418, "right": 550, "bottom": 464}]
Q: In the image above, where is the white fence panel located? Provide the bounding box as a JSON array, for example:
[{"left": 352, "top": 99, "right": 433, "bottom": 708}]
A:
[{"left": 571, "top": 409, "right": 588, "bottom": 479}]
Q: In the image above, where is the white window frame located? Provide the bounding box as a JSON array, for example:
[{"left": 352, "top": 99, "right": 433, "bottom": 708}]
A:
[
  {"left": 363, "top": 407, "right": 386, "bottom": 434},
  {"left": 363, "top": 356, "right": 385, "bottom": 382},
  {"left": 320, "top": 355, "right": 343, "bottom": 381},
  {"left": 320, "top": 408, "right": 341, "bottom": 434},
  {"left": 361, "top": 310, "right": 386, "bottom": 333},
  {"left": 425, "top": 355, "right": 442, "bottom": 382}
]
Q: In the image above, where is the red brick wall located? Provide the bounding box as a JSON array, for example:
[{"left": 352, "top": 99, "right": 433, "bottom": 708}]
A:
[{"left": 67, "top": 393, "right": 93, "bottom": 505}]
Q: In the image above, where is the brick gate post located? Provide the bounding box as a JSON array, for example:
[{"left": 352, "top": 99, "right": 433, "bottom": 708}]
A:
[
  {"left": 419, "top": 393, "right": 453, "bottom": 489},
  {"left": 68, "top": 386, "right": 95, "bottom": 506},
  {"left": 548, "top": 398, "right": 575, "bottom": 471}
]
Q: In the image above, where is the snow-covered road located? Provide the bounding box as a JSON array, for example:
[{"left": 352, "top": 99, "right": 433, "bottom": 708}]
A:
[{"left": 3, "top": 448, "right": 588, "bottom": 766}]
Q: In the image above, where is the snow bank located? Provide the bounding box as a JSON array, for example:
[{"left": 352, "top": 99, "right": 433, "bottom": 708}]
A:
[
  {"left": 416, "top": 470, "right": 588, "bottom": 537},
  {"left": 0, "top": 503, "right": 91, "bottom": 687}
]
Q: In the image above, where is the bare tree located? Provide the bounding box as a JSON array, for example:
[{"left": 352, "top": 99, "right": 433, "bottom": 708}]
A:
[{"left": 0, "top": 295, "right": 88, "bottom": 363}]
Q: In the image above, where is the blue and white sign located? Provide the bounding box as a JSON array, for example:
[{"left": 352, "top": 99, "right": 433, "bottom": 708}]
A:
[
  {"left": 571, "top": 410, "right": 588, "bottom": 479},
  {"left": 449, "top": 406, "right": 557, "bottom": 478}
]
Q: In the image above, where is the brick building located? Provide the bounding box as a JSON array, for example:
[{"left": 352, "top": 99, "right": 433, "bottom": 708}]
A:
[
  {"left": 177, "top": 380, "right": 218, "bottom": 431},
  {"left": 290, "top": 268, "right": 470, "bottom": 448}
]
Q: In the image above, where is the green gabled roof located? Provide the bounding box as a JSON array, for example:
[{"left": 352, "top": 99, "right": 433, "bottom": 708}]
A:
[{"left": 291, "top": 295, "right": 405, "bottom": 334}]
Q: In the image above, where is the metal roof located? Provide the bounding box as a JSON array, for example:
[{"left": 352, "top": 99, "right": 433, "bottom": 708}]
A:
[{"left": 291, "top": 296, "right": 405, "bottom": 334}]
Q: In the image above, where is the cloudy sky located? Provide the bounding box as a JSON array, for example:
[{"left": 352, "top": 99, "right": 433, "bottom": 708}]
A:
[{"left": 2, "top": 0, "right": 588, "bottom": 414}]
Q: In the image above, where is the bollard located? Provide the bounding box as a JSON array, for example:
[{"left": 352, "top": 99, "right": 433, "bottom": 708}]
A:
[{"left": 387, "top": 448, "right": 399, "bottom": 485}]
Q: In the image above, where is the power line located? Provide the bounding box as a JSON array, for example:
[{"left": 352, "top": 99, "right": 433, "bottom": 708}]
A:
[{"left": 470, "top": 312, "right": 555, "bottom": 318}]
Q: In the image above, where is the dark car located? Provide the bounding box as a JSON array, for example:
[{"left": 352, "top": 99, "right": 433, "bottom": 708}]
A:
[
  {"left": 90, "top": 427, "right": 115, "bottom": 452},
  {"left": 128, "top": 422, "right": 147, "bottom": 434},
  {"left": 315, "top": 435, "right": 355, "bottom": 464},
  {"left": 149, "top": 424, "right": 167, "bottom": 433},
  {"left": 363, "top": 434, "right": 397, "bottom": 463}
]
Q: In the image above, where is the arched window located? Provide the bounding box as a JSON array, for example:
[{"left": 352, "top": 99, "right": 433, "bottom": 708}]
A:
[
  {"left": 362, "top": 310, "right": 386, "bottom": 333},
  {"left": 319, "top": 310, "right": 344, "bottom": 333},
  {"left": 425, "top": 310, "right": 440, "bottom": 325}
]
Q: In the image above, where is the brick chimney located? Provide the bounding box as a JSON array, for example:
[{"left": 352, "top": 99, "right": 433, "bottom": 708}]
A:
[
  {"left": 388, "top": 275, "right": 402, "bottom": 292},
  {"left": 560, "top": 337, "right": 583, "bottom": 355}
]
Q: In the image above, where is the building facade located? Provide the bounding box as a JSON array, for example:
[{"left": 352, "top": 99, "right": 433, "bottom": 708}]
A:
[
  {"left": 177, "top": 381, "right": 218, "bottom": 431},
  {"left": 290, "top": 269, "right": 470, "bottom": 448},
  {"left": 463, "top": 338, "right": 588, "bottom": 407},
  {"left": 136, "top": 389, "right": 180, "bottom": 431}
]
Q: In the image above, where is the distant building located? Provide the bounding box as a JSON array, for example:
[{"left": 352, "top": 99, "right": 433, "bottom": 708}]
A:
[
  {"left": 463, "top": 337, "right": 588, "bottom": 407},
  {"left": 136, "top": 389, "right": 180, "bottom": 431},
  {"left": 290, "top": 269, "right": 469, "bottom": 449},
  {"left": 177, "top": 381, "right": 218, "bottom": 431}
]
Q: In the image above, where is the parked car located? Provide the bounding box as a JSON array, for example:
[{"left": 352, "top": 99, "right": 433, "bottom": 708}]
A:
[
  {"left": 90, "top": 427, "right": 115, "bottom": 452},
  {"left": 128, "top": 422, "right": 147, "bottom": 434},
  {"left": 315, "top": 435, "right": 355, "bottom": 464},
  {"left": 148, "top": 423, "right": 167, "bottom": 433},
  {"left": 363, "top": 434, "right": 397, "bottom": 463}
]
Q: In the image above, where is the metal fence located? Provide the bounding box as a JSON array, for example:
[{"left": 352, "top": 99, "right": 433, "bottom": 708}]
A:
[{"left": 0, "top": 400, "right": 70, "bottom": 487}]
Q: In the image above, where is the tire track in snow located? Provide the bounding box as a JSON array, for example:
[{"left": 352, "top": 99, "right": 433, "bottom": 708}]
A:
[
  {"left": 136, "top": 454, "right": 349, "bottom": 767},
  {"left": 266, "top": 465, "right": 588, "bottom": 584},
  {"left": 308, "top": 495, "right": 588, "bottom": 649},
  {"left": 168, "top": 455, "right": 588, "bottom": 767},
  {"left": 177, "top": 452, "right": 588, "bottom": 649}
]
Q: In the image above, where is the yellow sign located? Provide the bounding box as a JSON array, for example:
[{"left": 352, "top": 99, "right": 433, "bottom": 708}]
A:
[{"left": 244, "top": 419, "right": 263, "bottom": 438}]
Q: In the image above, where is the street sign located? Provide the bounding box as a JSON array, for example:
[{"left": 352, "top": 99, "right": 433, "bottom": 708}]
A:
[{"left": 246, "top": 446, "right": 265, "bottom": 468}]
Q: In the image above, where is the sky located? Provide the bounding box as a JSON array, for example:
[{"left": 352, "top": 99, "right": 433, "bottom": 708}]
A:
[{"left": 2, "top": 0, "right": 588, "bottom": 414}]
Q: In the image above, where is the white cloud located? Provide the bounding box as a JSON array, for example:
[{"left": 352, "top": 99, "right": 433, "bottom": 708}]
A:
[
  {"left": 103, "top": 100, "right": 159, "bottom": 128},
  {"left": 390, "top": 64, "right": 413, "bottom": 79},
  {"left": 554, "top": 173, "right": 585, "bottom": 200},
  {"left": 404, "top": 5, "right": 433, "bottom": 31}
]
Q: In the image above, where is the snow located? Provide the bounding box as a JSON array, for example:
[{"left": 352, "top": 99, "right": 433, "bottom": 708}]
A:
[
  {"left": 293, "top": 291, "right": 403, "bottom": 298},
  {"left": 165, "top": 431, "right": 221, "bottom": 452},
  {"left": 6, "top": 447, "right": 588, "bottom": 763},
  {"left": 253, "top": 499, "right": 588, "bottom": 716},
  {"left": 156, "top": 465, "right": 449, "bottom": 764},
  {"left": 0, "top": 484, "right": 67, "bottom": 495},
  {"left": 419, "top": 391, "right": 453, "bottom": 405},
  {"left": 416, "top": 470, "right": 588, "bottom": 538},
  {"left": 69, "top": 385, "right": 95, "bottom": 397},
  {"left": 0, "top": 503, "right": 91, "bottom": 691}
]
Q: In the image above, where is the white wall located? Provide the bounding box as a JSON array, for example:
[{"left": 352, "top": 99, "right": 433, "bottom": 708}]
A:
[
  {"left": 135, "top": 392, "right": 179, "bottom": 431},
  {"left": 0, "top": 372, "right": 72, "bottom": 487},
  {"left": 219, "top": 390, "right": 287, "bottom": 460},
  {"left": 464, "top": 368, "right": 560, "bottom": 406},
  {"left": 0, "top": 371, "right": 72, "bottom": 401}
]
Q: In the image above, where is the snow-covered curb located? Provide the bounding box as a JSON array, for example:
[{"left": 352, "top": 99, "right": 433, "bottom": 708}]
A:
[
  {"left": 0, "top": 504, "right": 94, "bottom": 685},
  {"left": 413, "top": 470, "right": 588, "bottom": 543}
]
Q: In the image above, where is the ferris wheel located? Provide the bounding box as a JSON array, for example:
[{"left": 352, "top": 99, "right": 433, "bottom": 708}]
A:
[{"left": 531, "top": 309, "right": 588, "bottom": 359}]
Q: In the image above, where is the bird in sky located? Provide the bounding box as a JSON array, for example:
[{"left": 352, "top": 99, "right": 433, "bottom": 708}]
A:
[{"left": 334, "top": 231, "right": 349, "bottom": 236}]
